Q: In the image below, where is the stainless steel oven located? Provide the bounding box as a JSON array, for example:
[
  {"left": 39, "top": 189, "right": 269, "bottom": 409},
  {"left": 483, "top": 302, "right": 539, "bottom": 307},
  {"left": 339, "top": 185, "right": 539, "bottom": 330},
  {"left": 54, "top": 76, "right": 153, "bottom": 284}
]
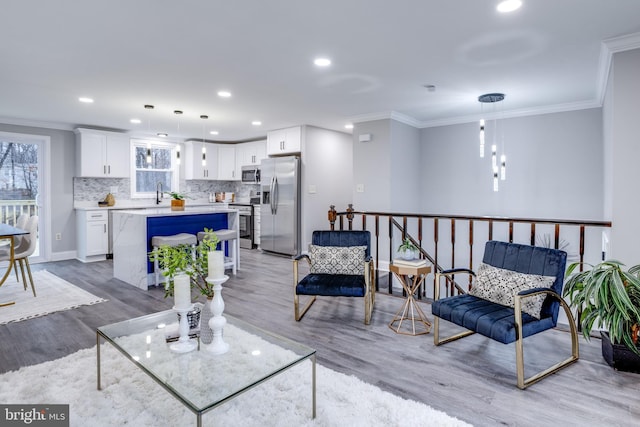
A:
[{"left": 230, "top": 203, "right": 254, "bottom": 249}]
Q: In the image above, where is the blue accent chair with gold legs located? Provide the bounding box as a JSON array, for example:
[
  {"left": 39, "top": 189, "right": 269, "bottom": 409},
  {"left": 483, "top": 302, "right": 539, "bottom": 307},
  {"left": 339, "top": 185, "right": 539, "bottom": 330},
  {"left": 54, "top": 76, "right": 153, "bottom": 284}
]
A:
[
  {"left": 294, "top": 231, "right": 375, "bottom": 324},
  {"left": 431, "top": 240, "right": 579, "bottom": 389}
]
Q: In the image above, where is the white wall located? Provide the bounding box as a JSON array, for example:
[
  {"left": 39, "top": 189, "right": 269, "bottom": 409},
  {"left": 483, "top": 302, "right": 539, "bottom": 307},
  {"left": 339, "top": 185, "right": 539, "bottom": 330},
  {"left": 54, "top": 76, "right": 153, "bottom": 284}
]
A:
[
  {"left": 390, "top": 120, "right": 421, "bottom": 213},
  {"left": 352, "top": 119, "right": 392, "bottom": 211},
  {"left": 300, "top": 126, "right": 353, "bottom": 250},
  {"left": 420, "top": 109, "right": 604, "bottom": 220},
  {"left": 606, "top": 48, "right": 640, "bottom": 265}
]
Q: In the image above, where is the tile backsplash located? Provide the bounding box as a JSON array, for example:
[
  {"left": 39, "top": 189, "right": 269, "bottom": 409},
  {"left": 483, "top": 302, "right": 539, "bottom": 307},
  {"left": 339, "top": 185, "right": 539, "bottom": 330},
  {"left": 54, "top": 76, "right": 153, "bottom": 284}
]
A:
[{"left": 73, "top": 177, "right": 258, "bottom": 203}]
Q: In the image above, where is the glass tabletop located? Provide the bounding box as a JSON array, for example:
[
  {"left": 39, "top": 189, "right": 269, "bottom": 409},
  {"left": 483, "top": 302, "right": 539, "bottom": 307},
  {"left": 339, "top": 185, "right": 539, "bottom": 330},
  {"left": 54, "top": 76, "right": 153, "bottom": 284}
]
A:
[{"left": 98, "top": 310, "right": 316, "bottom": 413}]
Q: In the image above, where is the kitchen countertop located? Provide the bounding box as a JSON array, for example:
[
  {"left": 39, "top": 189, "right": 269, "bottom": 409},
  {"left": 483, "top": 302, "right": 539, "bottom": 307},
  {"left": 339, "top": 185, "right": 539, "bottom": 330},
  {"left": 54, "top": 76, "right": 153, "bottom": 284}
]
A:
[
  {"left": 74, "top": 201, "right": 230, "bottom": 211},
  {"left": 112, "top": 206, "right": 237, "bottom": 217}
]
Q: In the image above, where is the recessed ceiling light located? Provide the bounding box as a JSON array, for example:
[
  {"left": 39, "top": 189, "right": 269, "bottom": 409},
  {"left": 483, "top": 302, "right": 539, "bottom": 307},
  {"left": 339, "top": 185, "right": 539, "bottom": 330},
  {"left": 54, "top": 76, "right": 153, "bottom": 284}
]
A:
[
  {"left": 210, "top": 130, "right": 219, "bottom": 135},
  {"left": 314, "top": 57, "right": 331, "bottom": 67},
  {"left": 497, "top": 0, "right": 522, "bottom": 13},
  {"left": 130, "top": 118, "right": 141, "bottom": 124},
  {"left": 345, "top": 124, "right": 354, "bottom": 129},
  {"left": 252, "top": 121, "right": 262, "bottom": 126},
  {"left": 78, "top": 97, "right": 94, "bottom": 103},
  {"left": 217, "top": 91, "right": 232, "bottom": 98},
  {"left": 157, "top": 133, "right": 168, "bottom": 137}
]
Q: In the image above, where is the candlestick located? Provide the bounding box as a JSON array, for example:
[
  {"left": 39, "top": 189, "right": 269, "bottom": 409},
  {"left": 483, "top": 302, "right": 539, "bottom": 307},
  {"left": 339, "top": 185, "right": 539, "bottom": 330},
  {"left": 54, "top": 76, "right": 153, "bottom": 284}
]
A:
[
  {"left": 208, "top": 250, "right": 225, "bottom": 279},
  {"left": 205, "top": 275, "right": 229, "bottom": 354},
  {"left": 173, "top": 273, "right": 191, "bottom": 310},
  {"left": 170, "top": 304, "right": 197, "bottom": 353}
]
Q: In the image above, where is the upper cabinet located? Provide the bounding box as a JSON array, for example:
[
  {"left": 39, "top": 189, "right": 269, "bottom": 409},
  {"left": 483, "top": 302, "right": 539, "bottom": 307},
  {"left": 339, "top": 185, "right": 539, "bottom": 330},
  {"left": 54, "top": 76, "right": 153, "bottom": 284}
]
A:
[
  {"left": 75, "top": 128, "right": 130, "bottom": 178},
  {"left": 216, "top": 144, "right": 237, "bottom": 180},
  {"left": 185, "top": 141, "right": 217, "bottom": 180},
  {"left": 237, "top": 140, "right": 267, "bottom": 167},
  {"left": 267, "top": 126, "right": 301, "bottom": 155}
]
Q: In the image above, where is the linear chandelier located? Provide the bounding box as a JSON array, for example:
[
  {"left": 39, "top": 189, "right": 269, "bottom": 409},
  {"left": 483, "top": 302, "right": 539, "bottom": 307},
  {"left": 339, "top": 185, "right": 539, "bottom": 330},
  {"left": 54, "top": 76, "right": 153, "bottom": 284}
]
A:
[{"left": 478, "top": 93, "right": 506, "bottom": 192}]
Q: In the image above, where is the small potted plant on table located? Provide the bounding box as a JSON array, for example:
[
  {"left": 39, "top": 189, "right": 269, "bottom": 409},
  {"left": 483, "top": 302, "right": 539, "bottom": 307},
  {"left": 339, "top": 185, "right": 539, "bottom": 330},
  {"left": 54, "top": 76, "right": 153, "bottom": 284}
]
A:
[
  {"left": 564, "top": 260, "right": 640, "bottom": 372},
  {"left": 166, "top": 191, "right": 187, "bottom": 211},
  {"left": 397, "top": 237, "right": 419, "bottom": 260}
]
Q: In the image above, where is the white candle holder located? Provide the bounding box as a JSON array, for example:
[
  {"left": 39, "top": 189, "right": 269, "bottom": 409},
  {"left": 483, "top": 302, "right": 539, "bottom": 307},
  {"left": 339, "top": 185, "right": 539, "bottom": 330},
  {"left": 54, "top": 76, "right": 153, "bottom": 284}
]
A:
[
  {"left": 170, "top": 304, "right": 198, "bottom": 353},
  {"left": 205, "top": 275, "right": 229, "bottom": 355}
]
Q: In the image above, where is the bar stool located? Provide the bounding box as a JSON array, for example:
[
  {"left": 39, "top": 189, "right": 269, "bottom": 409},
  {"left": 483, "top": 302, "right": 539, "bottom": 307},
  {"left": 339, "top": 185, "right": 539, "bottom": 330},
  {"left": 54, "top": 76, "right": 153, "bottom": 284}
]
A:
[
  {"left": 151, "top": 233, "right": 197, "bottom": 287},
  {"left": 197, "top": 229, "right": 238, "bottom": 275}
]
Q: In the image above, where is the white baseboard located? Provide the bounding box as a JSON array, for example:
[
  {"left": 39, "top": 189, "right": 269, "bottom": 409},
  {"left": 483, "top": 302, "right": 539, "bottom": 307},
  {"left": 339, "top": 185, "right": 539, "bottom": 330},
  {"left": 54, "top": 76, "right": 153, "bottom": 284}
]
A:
[{"left": 50, "top": 250, "right": 77, "bottom": 261}]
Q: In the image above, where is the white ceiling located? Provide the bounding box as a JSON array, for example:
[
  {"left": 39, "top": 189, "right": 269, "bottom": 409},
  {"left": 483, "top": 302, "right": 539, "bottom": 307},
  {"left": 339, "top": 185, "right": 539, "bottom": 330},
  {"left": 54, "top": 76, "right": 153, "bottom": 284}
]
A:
[{"left": 1, "top": 0, "right": 640, "bottom": 142}]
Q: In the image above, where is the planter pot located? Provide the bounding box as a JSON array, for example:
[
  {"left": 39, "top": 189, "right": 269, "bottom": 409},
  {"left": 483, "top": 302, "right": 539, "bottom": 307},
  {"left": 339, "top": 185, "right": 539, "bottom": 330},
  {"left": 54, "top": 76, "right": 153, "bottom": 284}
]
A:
[
  {"left": 601, "top": 331, "right": 640, "bottom": 373},
  {"left": 399, "top": 250, "right": 416, "bottom": 260},
  {"left": 171, "top": 199, "right": 185, "bottom": 211}
]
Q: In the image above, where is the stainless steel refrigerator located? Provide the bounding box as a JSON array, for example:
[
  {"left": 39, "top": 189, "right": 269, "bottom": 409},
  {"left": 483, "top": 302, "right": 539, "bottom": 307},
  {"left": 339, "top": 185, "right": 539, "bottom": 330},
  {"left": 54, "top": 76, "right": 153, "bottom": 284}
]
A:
[{"left": 260, "top": 156, "right": 300, "bottom": 256}]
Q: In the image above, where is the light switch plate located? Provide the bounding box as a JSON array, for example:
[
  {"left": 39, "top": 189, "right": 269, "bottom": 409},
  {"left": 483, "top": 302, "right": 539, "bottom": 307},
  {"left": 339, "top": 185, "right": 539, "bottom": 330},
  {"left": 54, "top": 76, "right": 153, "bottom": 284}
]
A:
[{"left": 356, "top": 184, "right": 365, "bottom": 193}]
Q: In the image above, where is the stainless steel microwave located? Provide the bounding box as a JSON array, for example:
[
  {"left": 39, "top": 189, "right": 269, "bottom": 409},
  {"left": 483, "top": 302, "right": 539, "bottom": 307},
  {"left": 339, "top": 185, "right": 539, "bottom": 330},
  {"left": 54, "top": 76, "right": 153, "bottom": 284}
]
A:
[{"left": 241, "top": 165, "right": 260, "bottom": 183}]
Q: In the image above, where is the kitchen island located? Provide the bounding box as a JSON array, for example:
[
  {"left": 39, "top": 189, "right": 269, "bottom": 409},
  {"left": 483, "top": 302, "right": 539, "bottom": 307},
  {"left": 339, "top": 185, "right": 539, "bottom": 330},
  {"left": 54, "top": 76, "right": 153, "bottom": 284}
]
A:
[{"left": 112, "top": 206, "right": 239, "bottom": 290}]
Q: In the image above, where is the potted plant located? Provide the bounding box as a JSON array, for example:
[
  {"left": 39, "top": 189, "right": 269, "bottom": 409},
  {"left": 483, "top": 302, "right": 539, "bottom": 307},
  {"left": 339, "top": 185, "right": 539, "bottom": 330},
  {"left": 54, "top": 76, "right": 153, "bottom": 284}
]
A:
[
  {"left": 149, "top": 229, "right": 221, "bottom": 342},
  {"left": 564, "top": 260, "right": 640, "bottom": 372},
  {"left": 166, "top": 191, "right": 187, "bottom": 211},
  {"left": 397, "top": 237, "right": 419, "bottom": 260},
  {"left": 148, "top": 229, "right": 220, "bottom": 298}
]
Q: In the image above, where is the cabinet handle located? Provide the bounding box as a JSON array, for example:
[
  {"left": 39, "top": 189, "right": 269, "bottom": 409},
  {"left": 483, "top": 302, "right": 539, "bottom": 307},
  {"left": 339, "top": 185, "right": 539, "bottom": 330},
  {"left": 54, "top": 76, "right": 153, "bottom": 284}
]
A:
[
  {"left": 108, "top": 165, "right": 111, "bottom": 174},
  {"left": 103, "top": 165, "right": 106, "bottom": 174},
  {"left": 104, "top": 224, "right": 107, "bottom": 233}
]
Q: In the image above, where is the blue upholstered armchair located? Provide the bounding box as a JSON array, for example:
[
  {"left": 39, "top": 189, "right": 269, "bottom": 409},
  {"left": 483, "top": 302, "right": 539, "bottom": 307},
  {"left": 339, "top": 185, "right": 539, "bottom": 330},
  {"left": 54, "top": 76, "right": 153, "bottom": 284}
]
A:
[
  {"left": 431, "top": 241, "right": 579, "bottom": 389},
  {"left": 294, "top": 231, "right": 375, "bottom": 324}
]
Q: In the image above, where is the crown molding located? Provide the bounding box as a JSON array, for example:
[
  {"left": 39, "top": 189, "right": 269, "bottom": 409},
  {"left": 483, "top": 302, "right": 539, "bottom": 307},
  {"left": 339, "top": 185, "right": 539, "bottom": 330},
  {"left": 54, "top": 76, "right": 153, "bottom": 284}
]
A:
[
  {"left": 596, "top": 32, "right": 640, "bottom": 105},
  {"left": 0, "top": 116, "right": 74, "bottom": 131}
]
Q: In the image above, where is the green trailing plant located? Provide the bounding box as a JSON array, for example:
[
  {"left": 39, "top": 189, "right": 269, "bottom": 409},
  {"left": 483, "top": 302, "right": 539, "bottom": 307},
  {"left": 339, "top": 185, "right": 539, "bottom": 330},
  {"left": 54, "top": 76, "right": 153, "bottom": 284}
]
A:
[
  {"left": 148, "top": 228, "right": 220, "bottom": 298},
  {"left": 397, "top": 237, "right": 418, "bottom": 254},
  {"left": 564, "top": 260, "right": 640, "bottom": 355}
]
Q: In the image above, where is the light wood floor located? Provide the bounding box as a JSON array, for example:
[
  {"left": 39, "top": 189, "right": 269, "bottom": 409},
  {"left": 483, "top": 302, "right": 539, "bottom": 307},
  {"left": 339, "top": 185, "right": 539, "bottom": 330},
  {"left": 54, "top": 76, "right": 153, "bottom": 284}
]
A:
[{"left": 1, "top": 249, "right": 638, "bottom": 426}]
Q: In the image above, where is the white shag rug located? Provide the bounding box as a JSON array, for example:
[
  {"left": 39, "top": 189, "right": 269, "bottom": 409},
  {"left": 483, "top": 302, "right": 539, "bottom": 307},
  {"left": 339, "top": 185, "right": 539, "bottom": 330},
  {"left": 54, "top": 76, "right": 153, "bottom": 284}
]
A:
[
  {"left": 0, "top": 270, "right": 107, "bottom": 324},
  {"left": 0, "top": 344, "right": 471, "bottom": 427}
]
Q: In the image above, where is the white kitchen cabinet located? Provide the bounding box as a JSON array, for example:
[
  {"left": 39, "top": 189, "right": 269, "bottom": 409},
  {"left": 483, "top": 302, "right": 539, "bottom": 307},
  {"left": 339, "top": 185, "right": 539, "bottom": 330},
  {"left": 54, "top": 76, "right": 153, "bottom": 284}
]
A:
[
  {"left": 185, "top": 141, "right": 217, "bottom": 180},
  {"left": 267, "top": 126, "right": 301, "bottom": 155},
  {"left": 216, "top": 144, "right": 238, "bottom": 180},
  {"left": 76, "top": 209, "right": 108, "bottom": 262},
  {"left": 240, "top": 140, "right": 267, "bottom": 166},
  {"left": 75, "top": 128, "right": 130, "bottom": 177}
]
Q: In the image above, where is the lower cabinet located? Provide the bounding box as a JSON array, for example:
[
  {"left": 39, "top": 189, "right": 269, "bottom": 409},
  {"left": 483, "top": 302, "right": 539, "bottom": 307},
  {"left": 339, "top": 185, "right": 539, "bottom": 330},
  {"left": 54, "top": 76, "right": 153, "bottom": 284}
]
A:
[{"left": 77, "top": 210, "right": 108, "bottom": 262}]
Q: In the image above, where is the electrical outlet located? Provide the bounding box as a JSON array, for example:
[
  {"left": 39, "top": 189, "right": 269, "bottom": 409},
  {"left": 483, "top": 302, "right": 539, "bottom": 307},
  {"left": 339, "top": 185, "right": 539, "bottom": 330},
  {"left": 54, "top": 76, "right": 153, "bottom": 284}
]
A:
[
  {"left": 55, "top": 233, "right": 62, "bottom": 241},
  {"left": 110, "top": 186, "right": 119, "bottom": 194},
  {"left": 356, "top": 184, "right": 365, "bottom": 193}
]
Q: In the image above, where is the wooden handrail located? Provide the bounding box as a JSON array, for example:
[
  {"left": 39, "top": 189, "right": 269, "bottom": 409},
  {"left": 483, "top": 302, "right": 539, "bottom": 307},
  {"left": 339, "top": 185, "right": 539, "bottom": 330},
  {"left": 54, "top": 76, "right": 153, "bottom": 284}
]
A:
[{"left": 328, "top": 205, "right": 611, "bottom": 300}]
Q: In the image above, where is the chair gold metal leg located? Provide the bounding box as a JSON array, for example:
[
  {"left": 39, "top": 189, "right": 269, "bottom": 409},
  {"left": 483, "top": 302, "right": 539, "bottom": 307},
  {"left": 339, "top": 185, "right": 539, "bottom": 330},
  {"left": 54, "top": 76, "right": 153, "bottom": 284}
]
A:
[
  {"left": 515, "top": 295, "right": 579, "bottom": 389},
  {"left": 294, "top": 295, "right": 316, "bottom": 321}
]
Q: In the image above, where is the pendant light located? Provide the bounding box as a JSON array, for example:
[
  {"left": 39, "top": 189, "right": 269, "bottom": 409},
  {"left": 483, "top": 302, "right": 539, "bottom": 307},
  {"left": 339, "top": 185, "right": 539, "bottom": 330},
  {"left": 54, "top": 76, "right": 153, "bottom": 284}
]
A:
[
  {"left": 144, "top": 104, "right": 154, "bottom": 165},
  {"left": 200, "top": 115, "right": 208, "bottom": 166},
  {"left": 174, "top": 110, "right": 183, "bottom": 165},
  {"left": 478, "top": 93, "right": 506, "bottom": 191}
]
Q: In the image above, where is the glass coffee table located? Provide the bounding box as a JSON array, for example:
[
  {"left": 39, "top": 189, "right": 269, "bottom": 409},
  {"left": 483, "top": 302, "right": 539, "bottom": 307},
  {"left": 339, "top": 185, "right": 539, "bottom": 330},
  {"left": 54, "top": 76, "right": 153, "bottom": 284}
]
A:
[{"left": 97, "top": 310, "right": 316, "bottom": 426}]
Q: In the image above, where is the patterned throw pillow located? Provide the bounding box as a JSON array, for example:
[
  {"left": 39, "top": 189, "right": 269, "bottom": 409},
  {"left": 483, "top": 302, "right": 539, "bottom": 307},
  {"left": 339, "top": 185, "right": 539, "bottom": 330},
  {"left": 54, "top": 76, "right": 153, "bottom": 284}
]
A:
[
  {"left": 468, "top": 263, "right": 555, "bottom": 319},
  {"left": 309, "top": 245, "right": 366, "bottom": 275}
]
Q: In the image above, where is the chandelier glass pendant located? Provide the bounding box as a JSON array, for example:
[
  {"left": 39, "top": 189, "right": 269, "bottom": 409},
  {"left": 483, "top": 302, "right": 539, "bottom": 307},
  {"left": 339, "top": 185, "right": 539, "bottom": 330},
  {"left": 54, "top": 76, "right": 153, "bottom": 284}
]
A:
[
  {"left": 200, "top": 115, "right": 208, "bottom": 166},
  {"left": 144, "top": 104, "right": 154, "bottom": 165},
  {"left": 478, "top": 93, "right": 506, "bottom": 192},
  {"left": 174, "top": 110, "right": 183, "bottom": 165}
]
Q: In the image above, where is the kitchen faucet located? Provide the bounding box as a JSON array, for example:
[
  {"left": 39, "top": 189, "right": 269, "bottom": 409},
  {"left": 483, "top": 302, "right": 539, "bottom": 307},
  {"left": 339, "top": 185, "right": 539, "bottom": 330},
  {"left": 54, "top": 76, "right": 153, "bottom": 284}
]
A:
[{"left": 156, "top": 182, "right": 163, "bottom": 204}]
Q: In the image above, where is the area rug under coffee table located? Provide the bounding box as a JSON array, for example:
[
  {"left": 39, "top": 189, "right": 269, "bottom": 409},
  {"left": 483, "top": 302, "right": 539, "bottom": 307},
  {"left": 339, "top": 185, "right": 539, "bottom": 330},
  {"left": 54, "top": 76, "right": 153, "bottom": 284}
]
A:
[{"left": 0, "top": 270, "right": 106, "bottom": 325}]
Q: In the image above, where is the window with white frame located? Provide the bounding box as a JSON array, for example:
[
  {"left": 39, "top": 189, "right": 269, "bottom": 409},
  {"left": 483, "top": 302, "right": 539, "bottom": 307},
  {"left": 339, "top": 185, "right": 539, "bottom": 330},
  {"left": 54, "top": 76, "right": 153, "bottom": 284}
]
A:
[{"left": 131, "top": 139, "right": 179, "bottom": 198}]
